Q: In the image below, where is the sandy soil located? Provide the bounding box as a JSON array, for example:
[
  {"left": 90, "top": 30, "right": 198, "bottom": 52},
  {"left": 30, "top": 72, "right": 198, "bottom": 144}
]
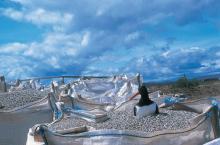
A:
[{"left": 147, "top": 80, "right": 220, "bottom": 100}]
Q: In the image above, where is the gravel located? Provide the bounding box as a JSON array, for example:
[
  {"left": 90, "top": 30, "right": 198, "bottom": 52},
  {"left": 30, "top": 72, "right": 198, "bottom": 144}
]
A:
[
  {"left": 0, "top": 89, "right": 49, "bottom": 110},
  {"left": 49, "top": 100, "right": 198, "bottom": 135}
]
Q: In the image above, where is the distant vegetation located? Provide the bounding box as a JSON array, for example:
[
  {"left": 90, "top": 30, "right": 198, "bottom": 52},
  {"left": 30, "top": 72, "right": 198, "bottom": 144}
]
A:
[{"left": 173, "top": 75, "right": 200, "bottom": 89}]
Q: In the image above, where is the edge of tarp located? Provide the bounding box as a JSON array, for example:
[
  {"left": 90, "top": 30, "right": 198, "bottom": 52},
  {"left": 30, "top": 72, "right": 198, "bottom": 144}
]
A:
[
  {"left": 159, "top": 96, "right": 220, "bottom": 109},
  {"left": 184, "top": 96, "right": 220, "bottom": 104},
  {"left": 37, "top": 108, "right": 208, "bottom": 138},
  {"left": 204, "top": 138, "right": 220, "bottom": 145},
  {"left": 48, "top": 117, "right": 207, "bottom": 138},
  {"left": 47, "top": 92, "right": 64, "bottom": 124},
  {"left": 35, "top": 102, "right": 216, "bottom": 139}
]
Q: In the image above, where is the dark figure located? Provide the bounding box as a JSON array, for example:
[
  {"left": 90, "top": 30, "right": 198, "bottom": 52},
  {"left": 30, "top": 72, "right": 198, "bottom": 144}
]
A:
[{"left": 134, "top": 85, "right": 159, "bottom": 117}]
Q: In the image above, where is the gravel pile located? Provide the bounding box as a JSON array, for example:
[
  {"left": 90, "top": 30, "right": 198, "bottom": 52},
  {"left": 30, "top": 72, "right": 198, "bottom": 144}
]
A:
[
  {"left": 49, "top": 100, "right": 198, "bottom": 135},
  {"left": 0, "top": 89, "right": 49, "bottom": 110}
]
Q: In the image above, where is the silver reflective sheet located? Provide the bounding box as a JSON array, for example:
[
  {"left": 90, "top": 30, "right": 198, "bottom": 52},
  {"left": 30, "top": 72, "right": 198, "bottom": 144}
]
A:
[
  {"left": 0, "top": 96, "right": 53, "bottom": 145},
  {"left": 35, "top": 100, "right": 219, "bottom": 145},
  {"left": 70, "top": 75, "right": 140, "bottom": 106},
  {"left": 28, "top": 78, "right": 220, "bottom": 145}
]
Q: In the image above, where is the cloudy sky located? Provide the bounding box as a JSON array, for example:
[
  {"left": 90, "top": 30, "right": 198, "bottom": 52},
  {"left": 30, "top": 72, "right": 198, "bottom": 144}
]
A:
[{"left": 0, "top": 0, "right": 220, "bottom": 81}]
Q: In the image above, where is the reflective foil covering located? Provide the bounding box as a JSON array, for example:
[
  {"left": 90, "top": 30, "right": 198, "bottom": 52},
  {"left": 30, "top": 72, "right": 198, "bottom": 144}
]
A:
[
  {"left": 30, "top": 97, "right": 220, "bottom": 145},
  {"left": 70, "top": 75, "right": 141, "bottom": 107},
  {"left": 27, "top": 75, "right": 220, "bottom": 145},
  {"left": 0, "top": 95, "right": 53, "bottom": 145}
]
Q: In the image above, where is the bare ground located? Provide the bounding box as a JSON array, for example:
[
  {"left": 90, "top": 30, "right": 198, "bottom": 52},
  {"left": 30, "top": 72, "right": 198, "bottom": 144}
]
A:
[{"left": 147, "top": 80, "right": 220, "bottom": 100}]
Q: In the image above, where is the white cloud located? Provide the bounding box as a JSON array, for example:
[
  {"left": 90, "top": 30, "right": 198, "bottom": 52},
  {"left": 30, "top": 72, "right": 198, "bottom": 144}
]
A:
[
  {"left": 1, "top": 8, "right": 73, "bottom": 32},
  {"left": 0, "top": 31, "right": 96, "bottom": 79},
  {"left": 114, "top": 46, "right": 220, "bottom": 81},
  {"left": 0, "top": 43, "right": 27, "bottom": 54},
  {"left": 161, "top": 51, "right": 171, "bottom": 57},
  {"left": 215, "top": 60, "right": 220, "bottom": 69},
  {"left": 26, "top": 8, "right": 73, "bottom": 29},
  {"left": 216, "top": 51, "right": 220, "bottom": 56},
  {"left": 125, "top": 32, "right": 140, "bottom": 42},
  {"left": 1, "top": 36, "right": 220, "bottom": 80},
  {"left": 81, "top": 32, "right": 90, "bottom": 47},
  {"left": 142, "top": 13, "right": 172, "bottom": 25},
  {"left": 23, "top": 32, "right": 84, "bottom": 59},
  {"left": 1, "top": 0, "right": 220, "bottom": 80},
  {"left": 180, "top": 47, "right": 204, "bottom": 53},
  {"left": 0, "top": 55, "right": 36, "bottom": 79},
  {"left": 46, "top": 56, "right": 60, "bottom": 69},
  {"left": 2, "top": 8, "right": 23, "bottom": 20}
]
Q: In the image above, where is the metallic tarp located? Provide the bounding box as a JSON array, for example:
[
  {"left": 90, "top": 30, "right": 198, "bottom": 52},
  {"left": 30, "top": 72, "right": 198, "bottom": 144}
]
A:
[
  {"left": 0, "top": 95, "right": 53, "bottom": 145},
  {"left": 27, "top": 76, "right": 220, "bottom": 145},
  {"left": 33, "top": 98, "right": 219, "bottom": 145},
  {"left": 69, "top": 75, "right": 141, "bottom": 107}
]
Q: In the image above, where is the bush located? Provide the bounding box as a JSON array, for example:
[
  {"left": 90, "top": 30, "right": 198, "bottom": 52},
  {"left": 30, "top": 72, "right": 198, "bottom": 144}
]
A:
[{"left": 175, "top": 75, "right": 199, "bottom": 88}]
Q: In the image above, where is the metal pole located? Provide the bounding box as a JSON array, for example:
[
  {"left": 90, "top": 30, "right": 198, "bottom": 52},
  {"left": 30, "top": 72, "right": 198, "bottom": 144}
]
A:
[{"left": 19, "top": 75, "right": 111, "bottom": 82}]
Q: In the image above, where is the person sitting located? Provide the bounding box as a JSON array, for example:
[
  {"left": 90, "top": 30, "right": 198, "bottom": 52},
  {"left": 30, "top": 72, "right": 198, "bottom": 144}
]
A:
[{"left": 130, "top": 85, "right": 159, "bottom": 118}]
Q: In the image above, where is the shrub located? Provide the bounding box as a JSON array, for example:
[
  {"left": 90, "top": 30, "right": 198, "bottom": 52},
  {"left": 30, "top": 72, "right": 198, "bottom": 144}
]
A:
[{"left": 175, "top": 75, "right": 199, "bottom": 88}]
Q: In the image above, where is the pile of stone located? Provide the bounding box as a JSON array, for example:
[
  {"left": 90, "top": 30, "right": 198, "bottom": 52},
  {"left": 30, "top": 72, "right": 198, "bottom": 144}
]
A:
[
  {"left": 0, "top": 89, "right": 49, "bottom": 110},
  {"left": 49, "top": 100, "right": 198, "bottom": 136}
]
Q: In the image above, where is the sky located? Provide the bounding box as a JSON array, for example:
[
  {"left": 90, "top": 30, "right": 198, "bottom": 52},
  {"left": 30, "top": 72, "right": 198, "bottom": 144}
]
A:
[{"left": 0, "top": 0, "right": 220, "bottom": 82}]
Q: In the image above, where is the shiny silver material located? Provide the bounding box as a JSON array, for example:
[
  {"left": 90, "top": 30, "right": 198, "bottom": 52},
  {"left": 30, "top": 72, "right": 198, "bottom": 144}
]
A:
[
  {"left": 27, "top": 76, "right": 220, "bottom": 145},
  {"left": 32, "top": 98, "right": 219, "bottom": 145},
  {"left": 0, "top": 95, "right": 53, "bottom": 145}
]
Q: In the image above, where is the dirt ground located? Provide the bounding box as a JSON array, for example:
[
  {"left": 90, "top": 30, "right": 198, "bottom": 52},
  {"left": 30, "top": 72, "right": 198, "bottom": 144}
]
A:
[{"left": 147, "top": 80, "right": 220, "bottom": 100}]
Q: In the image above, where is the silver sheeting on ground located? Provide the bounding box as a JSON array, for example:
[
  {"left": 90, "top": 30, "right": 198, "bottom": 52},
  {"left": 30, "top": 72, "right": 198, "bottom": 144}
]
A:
[
  {"left": 9, "top": 79, "right": 45, "bottom": 92},
  {"left": 29, "top": 97, "right": 220, "bottom": 145},
  {"left": 26, "top": 75, "right": 220, "bottom": 145},
  {"left": 69, "top": 75, "right": 141, "bottom": 106},
  {"left": 0, "top": 96, "right": 53, "bottom": 145},
  {"left": 204, "top": 138, "right": 220, "bottom": 145},
  {"left": 24, "top": 77, "right": 220, "bottom": 145}
]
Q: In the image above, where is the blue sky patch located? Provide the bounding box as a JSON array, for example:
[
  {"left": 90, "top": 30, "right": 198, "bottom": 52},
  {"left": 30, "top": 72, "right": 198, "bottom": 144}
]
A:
[{"left": 0, "top": 0, "right": 220, "bottom": 82}]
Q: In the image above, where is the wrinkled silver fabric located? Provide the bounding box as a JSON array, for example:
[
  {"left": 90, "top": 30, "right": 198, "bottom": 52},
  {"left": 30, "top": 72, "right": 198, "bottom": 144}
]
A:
[
  {"left": 35, "top": 98, "right": 220, "bottom": 145},
  {"left": 0, "top": 96, "right": 53, "bottom": 145},
  {"left": 69, "top": 75, "right": 141, "bottom": 107},
  {"left": 28, "top": 76, "right": 220, "bottom": 145}
]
